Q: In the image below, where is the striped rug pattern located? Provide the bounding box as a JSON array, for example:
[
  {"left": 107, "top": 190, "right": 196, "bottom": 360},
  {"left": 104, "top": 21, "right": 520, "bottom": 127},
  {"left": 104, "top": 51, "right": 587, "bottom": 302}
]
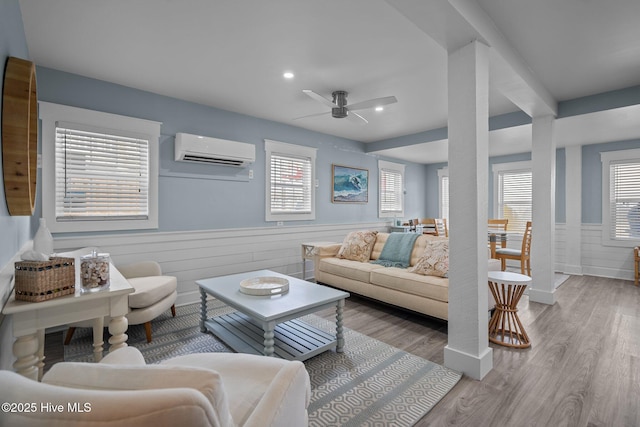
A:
[{"left": 65, "top": 301, "right": 461, "bottom": 426}]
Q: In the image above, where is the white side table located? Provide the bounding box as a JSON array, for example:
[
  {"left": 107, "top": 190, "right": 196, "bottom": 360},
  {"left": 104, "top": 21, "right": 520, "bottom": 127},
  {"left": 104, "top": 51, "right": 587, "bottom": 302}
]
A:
[
  {"left": 2, "top": 264, "right": 133, "bottom": 380},
  {"left": 487, "top": 271, "right": 532, "bottom": 349},
  {"left": 301, "top": 242, "right": 337, "bottom": 281}
]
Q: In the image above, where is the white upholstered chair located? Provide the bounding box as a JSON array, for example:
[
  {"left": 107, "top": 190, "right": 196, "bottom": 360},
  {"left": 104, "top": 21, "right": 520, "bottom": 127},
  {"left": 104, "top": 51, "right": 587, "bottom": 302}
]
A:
[
  {"left": 65, "top": 260, "right": 177, "bottom": 344},
  {"left": 0, "top": 347, "right": 311, "bottom": 427}
]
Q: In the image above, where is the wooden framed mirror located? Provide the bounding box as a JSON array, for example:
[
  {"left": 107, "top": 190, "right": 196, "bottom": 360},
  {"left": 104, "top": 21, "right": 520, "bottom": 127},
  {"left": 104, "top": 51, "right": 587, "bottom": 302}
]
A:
[{"left": 2, "top": 57, "right": 38, "bottom": 216}]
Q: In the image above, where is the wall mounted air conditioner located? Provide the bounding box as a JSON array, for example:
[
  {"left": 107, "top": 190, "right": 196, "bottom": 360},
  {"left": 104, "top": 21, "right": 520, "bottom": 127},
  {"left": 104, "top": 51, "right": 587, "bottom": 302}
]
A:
[{"left": 174, "top": 133, "right": 255, "bottom": 167}]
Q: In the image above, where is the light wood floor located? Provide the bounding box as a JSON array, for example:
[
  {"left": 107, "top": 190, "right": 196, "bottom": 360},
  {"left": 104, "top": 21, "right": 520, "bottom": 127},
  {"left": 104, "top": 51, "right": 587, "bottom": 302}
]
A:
[{"left": 44, "top": 274, "right": 639, "bottom": 427}]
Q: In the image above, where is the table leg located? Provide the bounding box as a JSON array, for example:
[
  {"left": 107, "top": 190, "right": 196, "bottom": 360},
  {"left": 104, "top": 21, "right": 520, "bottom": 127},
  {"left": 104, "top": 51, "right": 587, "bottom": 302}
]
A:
[
  {"left": 107, "top": 315, "right": 128, "bottom": 352},
  {"left": 36, "top": 329, "right": 45, "bottom": 380},
  {"left": 13, "top": 333, "right": 39, "bottom": 380},
  {"left": 489, "top": 234, "right": 497, "bottom": 258},
  {"left": 92, "top": 317, "right": 105, "bottom": 362},
  {"left": 336, "top": 299, "right": 345, "bottom": 353},
  {"left": 263, "top": 321, "right": 276, "bottom": 357},
  {"left": 200, "top": 287, "right": 208, "bottom": 332}
]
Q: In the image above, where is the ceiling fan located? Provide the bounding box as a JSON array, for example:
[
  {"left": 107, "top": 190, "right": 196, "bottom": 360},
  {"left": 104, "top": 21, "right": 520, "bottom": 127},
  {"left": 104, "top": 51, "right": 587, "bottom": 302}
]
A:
[{"left": 294, "top": 90, "right": 397, "bottom": 123}]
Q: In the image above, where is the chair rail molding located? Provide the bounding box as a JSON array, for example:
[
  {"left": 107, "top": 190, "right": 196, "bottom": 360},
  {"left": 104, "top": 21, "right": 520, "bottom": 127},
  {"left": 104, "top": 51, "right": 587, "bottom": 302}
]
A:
[{"left": 53, "top": 222, "right": 390, "bottom": 306}]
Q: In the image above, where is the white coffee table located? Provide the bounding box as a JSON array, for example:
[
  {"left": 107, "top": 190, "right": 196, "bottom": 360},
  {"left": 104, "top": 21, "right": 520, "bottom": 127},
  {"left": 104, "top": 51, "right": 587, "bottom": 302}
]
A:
[{"left": 197, "top": 269, "right": 350, "bottom": 361}]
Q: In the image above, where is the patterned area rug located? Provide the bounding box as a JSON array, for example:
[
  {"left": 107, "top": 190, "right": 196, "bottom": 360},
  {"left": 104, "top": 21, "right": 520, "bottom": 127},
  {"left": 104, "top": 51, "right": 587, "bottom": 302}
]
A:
[{"left": 64, "top": 301, "right": 461, "bottom": 426}]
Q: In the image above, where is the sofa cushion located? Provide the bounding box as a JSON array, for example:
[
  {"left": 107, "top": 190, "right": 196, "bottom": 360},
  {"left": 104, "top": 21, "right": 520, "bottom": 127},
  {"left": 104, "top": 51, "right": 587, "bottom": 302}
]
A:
[
  {"left": 128, "top": 275, "right": 177, "bottom": 308},
  {"left": 408, "top": 239, "right": 449, "bottom": 277},
  {"left": 319, "top": 257, "right": 386, "bottom": 283},
  {"left": 410, "top": 234, "right": 447, "bottom": 266},
  {"left": 370, "top": 267, "right": 449, "bottom": 302},
  {"left": 338, "top": 230, "right": 378, "bottom": 262},
  {"left": 369, "top": 232, "right": 388, "bottom": 261}
]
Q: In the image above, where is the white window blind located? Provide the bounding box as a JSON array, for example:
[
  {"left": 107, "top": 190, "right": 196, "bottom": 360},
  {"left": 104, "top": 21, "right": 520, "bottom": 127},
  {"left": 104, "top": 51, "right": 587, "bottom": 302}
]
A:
[
  {"left": 265, "top": 139, "right": 316, "bottom": 221},
  {"left": 440, "top": 174, "right": 449, "bottom": 220},
  {"left": 269, "top": 153, "right": 312, "bottom": 214},
  {"left": 55, "top": 124, "right": 149, "bottom": 221},
  {"left": 497, "top": 168, "right": 532, "bottom": 233},
  {"left": 608, "top": 159, "right": 640, "bottom": 239},
  {"left": 378, "top": 160, "right": 405, "bottom": 217},
  {"left": 380, "top": 169, "right": 402, "bottom": 213}
]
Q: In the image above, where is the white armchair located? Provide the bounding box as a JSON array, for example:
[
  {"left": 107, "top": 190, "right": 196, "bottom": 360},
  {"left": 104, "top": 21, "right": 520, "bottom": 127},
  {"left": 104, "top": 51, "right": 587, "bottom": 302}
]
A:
[
  {"left": 65, "top": 260, "right": 177, "bottom": 344},
  {"left": 0, "top": 347, "right": 311, "bottom": 427}
]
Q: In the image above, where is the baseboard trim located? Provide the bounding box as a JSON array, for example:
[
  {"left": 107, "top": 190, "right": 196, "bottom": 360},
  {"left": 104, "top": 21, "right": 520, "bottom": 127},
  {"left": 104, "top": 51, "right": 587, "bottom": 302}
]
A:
[
  {"left": 528, "top": 288, "right": 557, "bottom": 305},
  {"left": 443, "top": 345, "right": 493, "bottom": 380}
]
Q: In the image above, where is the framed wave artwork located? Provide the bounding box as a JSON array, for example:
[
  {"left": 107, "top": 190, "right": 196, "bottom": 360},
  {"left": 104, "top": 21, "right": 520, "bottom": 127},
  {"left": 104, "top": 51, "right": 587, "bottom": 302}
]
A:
[{"left": 332, "top": 164, "right": 368, "bottom": 203}]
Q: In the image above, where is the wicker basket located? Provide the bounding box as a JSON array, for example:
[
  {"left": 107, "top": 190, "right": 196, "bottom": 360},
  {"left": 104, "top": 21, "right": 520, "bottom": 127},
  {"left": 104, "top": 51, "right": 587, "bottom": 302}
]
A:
[{"left": 14, "top": 257, "right": 76, "bottom": 302}]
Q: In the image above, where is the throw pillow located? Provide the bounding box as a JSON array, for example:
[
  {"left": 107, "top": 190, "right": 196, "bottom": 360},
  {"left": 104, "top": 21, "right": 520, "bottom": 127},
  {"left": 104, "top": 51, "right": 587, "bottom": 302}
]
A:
[
  {"left": 338, "top": 230, "right": 379, "bottom": 262},
  {"left": 408, "top": 239, "right": 449, "bottom": 277}
]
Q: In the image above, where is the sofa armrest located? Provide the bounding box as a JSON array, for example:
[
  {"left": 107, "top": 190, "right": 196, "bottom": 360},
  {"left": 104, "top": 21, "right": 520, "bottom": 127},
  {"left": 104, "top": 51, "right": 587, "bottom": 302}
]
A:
[
  {"left": 99, "top": 346, "right": 146, "bottom": 365},
  {"left": 0, "top": 370, "right": 222, "bottom": 427},
  {"left": 312, "top": 243, "right": 342, "bottom": 258},
  {"left": 42, "top": 363, "right": 233, "bottom": 427},
  {"left": 311, "top": 243, "right": 342, "bottom": 282},
  {"left": 243, "top": 360, "right": 311, "bottom": 427}
]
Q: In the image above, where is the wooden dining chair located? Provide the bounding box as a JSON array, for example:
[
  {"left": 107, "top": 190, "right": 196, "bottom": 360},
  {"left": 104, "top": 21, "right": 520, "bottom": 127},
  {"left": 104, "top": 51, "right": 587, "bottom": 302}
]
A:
[
  {"left": 488, "top": 218, "right": 508, "bottom": 231},
  {"left": 420, "top": 218, "right": 448, "bottom": 236},
  {"left": 495, "top": 221, "right": 531, "bottom": 275},
  {"left": 488, "top": 218, "right": 509, "bottom": 249},
  {"left": 434, "top": 218, "right": 448, "bottom": 237},
  {"left": 634, "top": 246, "right": 640, "bottom": 286}
]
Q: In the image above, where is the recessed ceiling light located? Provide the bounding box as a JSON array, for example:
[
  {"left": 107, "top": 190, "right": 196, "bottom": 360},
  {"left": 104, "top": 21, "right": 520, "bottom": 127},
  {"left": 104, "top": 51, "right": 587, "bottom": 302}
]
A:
[
  {"left": 375, "top": 106, "right": 384, "bottom": 112},
  {"left": 283, "top": 72, "right": 294, "bottom": 79}
]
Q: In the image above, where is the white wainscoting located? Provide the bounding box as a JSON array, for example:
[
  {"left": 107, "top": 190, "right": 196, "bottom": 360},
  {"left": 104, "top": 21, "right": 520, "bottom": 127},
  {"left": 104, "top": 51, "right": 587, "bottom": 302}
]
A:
[
  {"left": 580, "top": 223, "right": 637, "bottom": 280},
  {"left": 491, "top": 223, "right": 636, "bottom": 282},
  {"left": 53, "top": 222, "right": 390, "bottom": 306}
]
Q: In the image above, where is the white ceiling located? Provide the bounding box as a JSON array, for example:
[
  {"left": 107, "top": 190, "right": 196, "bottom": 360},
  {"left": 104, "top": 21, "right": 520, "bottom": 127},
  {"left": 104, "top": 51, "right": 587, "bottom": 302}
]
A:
[{"left": 18, "top": 0, "right": 640, "bottom": 164}]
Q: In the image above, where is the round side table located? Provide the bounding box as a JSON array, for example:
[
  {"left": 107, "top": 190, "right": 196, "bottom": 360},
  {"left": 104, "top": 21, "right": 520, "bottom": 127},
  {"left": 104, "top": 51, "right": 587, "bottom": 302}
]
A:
[{"left": 487, "top": 271, "right": 532, "bottom": 348}]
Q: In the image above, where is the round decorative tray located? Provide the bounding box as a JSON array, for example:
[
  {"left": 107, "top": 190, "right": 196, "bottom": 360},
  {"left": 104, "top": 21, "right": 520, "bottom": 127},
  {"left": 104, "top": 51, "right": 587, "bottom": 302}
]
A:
[{"left": 239, "top": 276, "right": 289, "bottom": 296}]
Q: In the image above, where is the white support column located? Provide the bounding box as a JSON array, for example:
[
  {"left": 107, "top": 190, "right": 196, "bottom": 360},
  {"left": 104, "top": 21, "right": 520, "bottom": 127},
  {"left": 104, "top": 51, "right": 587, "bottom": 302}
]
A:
[
  {"left": 530, "top": 114, "right": 557, "bottom": 304},
  {"left": 444, "top": 40, "right": 492, "bottom": 380},
  {"left": 564, "top": 145, "right": 583, "bottom": 275}
]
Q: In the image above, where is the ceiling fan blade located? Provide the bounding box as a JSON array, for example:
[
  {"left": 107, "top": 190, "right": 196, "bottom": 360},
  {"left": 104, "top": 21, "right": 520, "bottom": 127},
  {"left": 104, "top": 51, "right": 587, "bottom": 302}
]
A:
[
  {"left": 302, "top": 90, "right": 337, "bottom": 109},
  {"left": 347, "top": 110, "right": 368, "bottom": 124},
  {"left": 347, "top": 95, "right": 398, "bottom": 111},
  {"left": 292, "top": 111, "right": 330, "bottom": 121}
]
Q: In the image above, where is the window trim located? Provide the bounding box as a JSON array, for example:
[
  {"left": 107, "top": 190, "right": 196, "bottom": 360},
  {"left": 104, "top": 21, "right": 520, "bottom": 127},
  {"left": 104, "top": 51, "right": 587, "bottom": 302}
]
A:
[
  {"left": 601, "top": 148, "right": 640, "bottom": 247},
  {"left": 438, "top": 167, "right": 449, "bottom": 220},
  {"left": 264, "top": 139, "right": 316, "bottom": 222},
  {"left": 39, "top": 102, "right": 161, "bottom": 233},
  {"left": 378, "top": 160, "right": 405, "bottom": 218},
  {"left": 492, "top": 160, "right": 532, "bottom": 233}
]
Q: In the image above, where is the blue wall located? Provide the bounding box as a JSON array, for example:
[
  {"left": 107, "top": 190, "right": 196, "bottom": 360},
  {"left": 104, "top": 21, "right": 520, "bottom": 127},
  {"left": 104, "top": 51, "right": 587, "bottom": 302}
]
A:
[
  {"left": 0, "top": 0, "right": 33, "bottom": 270},
  {"left": 36, "top": 67, "right": 428, "bottom": 233},
  {"left": 582, "top": 139, "right": 640, "bottom": 224},
  {"left": 423, "top": 150, "right": 566, "bottom": 222}
]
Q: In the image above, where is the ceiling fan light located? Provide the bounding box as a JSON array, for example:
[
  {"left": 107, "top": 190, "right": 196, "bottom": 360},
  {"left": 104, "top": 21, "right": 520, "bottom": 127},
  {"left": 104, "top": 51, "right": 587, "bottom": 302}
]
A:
[
  {"left": 283, "top": 72, "right": 294, "bottom": 79},
  {"left": 375, "top": 106, "right": 384, "bottom": 112}
]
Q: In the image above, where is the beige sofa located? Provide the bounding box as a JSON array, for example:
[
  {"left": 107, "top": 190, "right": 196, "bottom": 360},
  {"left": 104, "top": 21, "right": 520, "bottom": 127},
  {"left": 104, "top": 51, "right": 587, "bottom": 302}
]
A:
[{"left": 313, "top": 232, "right": 501, "bottom": 320}]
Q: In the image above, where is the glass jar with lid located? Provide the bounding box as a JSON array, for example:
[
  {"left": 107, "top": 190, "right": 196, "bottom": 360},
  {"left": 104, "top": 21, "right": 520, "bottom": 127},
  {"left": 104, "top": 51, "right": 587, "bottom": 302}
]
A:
[{"left": 80, "top": 251, "right": 110, "bottom": 293}]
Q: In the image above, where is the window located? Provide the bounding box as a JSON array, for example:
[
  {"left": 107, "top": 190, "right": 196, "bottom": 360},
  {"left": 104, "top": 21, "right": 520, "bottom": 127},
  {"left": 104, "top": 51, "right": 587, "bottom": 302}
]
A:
[
  {"left": 265, "top": 139, "right": 316, "bottom": 221},
  {"left": 601, "top": 148, "right": 640, "bottom": 246},
  {"left": 438, "top": 168, "right": 449, "bottom": 220},
  {"left": 378, "top": 160, "right": 405, "bottom": 218},
  {"left": 40, "top": 102, "right": 161, "bottom": 232},
  {"left": 493, "top": 161, "right": 532, "bottom": 233}
]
